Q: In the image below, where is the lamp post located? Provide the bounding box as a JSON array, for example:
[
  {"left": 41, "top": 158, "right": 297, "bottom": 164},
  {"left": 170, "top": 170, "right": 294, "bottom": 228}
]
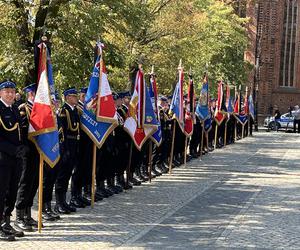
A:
[{"left": 253, "top": 2, "right": 262, "bottom": 131}]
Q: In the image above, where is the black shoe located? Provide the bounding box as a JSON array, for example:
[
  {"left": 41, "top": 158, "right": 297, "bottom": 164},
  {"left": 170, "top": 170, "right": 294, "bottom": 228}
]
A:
[
  {"left": 93, "top": 192, "right": 104, "bottom": 201},
  {"left": 42, "top": 211, "right": 56, "bottom": 221},
  {"left": 152, "top": 167, "right": 162, "bottom": 176},
  {"left": 159, "top": 163, "right": 169, "bottom": 174},
  {"left": 65, "top": 202, "right": 77, "bottom": 212},
  {"left": 14, "top": 209, "right": 32, "bottom": 232},
  {"left": 46, "top": 202, "right": 61, "bottom": 220},
  {"left": 140, "top": 172, "right": 149, "bottom": 181},
  {"left": 150, "top": 170, "right": 158, "bottom": 178},
  {"left": 130, "top": 177, "right": 141, "bottom": 186},
  {"left": 26, "top": 218, "right": 39, "bottom": 229},
  {"left": 173, "top": 159, "right": 181, "bottom": 167},
  {"left": 78, "top": 195, "right": 91, "bottom": 206},
  {"left": 124, "top": 182, "right": 133, "bottom": 190},
  {"left": 186, "top": 154, "right": 193, "bottom": 162},
  {"left": 54, "top": 204, "right": 70, "bottom": 214},
  {"left": 106, "top": 185, "right": 119, "bottom": 194},
  {"left": 0, "top": 228, "right": 15, "bottom": 241},
  {"left": 114, "top": 184, "right": 123, "bottom": 193},
  {"left": 155, "top": 165, "right": 163, "bottom": 174},
  {"left": 2, "top": 217, "right": 24, "bottom": 237},
  {"left": 25, "top": 207, "right": 39, "bottom": 229},
  {"left": 191, "top": 152, "right": 198, "bottom": 158},
  {"left": 96, "top": 188, "right": 109, "bottom": 198},
  {"left": 134, "top": 173, "right": 146, "bottom": 182},
  {"left": 70, "top": 197, "right": 85, "bottom": 208}
]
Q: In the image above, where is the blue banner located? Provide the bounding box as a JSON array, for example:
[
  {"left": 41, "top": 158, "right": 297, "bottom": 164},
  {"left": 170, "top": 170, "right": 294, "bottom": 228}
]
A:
[
  {"left": 81, "top": 55, "right": 117, "bottom": 148},
  {"left": 196, "top": 81, "right": 209, "bottom": 121},
  {"left": 249, "top": 94, "right": 255, "bottom": 120},
  {"left": 204, "top": 116, "right": 212, "bottom": 132},
  {"left": 149, "top": 79, "right": 162, "bottom": 146},
  {"left": 235, "top": 114, "right": 248, "bottom": 125}
]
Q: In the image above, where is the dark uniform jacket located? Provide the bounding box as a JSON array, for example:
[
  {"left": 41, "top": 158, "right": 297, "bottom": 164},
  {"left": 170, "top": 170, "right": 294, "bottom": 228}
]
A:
[{"left": 0, "top": 100, "right": 23, "bottom": 165}]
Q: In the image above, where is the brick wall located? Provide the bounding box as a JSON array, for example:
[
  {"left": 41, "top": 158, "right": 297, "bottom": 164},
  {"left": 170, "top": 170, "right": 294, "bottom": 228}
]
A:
[{"left": 252, "top": 0, "right": 300, "bottom": 121}]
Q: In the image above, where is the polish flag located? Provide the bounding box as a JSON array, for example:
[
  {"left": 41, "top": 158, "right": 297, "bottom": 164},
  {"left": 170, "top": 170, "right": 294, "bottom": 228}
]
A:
[
  {"left": 124, "top": 69, "right": 158, "bottom": 150},
  {"left": 29, "top": 43, "right": 55, "bottom": 133},
  {"left": 97, "top": 59, "right": 117, "bottom": 122}
]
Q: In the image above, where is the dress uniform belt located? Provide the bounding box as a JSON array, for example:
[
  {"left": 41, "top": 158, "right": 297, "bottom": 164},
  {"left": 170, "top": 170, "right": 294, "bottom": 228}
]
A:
[{"left": 66, "top": 135, "right": 80, "bottom": 140}]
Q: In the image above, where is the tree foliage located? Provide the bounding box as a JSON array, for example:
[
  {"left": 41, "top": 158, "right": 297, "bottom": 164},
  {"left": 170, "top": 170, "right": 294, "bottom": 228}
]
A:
[{"left": 0, "top": 0, "right": 252, "bottom": 96}]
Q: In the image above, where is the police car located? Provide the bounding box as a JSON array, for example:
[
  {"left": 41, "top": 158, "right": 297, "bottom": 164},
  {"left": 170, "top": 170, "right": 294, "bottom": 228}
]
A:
[{"left": 264, "top": 112, "right": 295, "bottom": 130}]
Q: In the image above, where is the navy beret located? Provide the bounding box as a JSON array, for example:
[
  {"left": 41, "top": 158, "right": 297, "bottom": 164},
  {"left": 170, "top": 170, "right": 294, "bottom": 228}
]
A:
[
  {"left": 23, "top": 83, "right": 37, "bottom": 93},
  {"left": 63, "top": 87, "right": 78, "bottom": 96},
  {"left": 80, "top": 87, "right": 88, "bottom": 94},
  {"left": 0, "top": 80, "right": 16, "bottom": 90}
]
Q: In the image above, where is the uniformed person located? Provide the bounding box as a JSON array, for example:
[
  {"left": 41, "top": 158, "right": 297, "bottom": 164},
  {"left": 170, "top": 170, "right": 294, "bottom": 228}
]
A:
[
  {"left": 0, "top": 80, "right": 27, "bottom": 241},
  {"left": 15, "top": 83, "right": 39, "bottom": 232},
  {"left": 55, "top": 87, "right": 80, "bottom": 214},
  {"left": 114, "top": 92, "right": 133, "bottom": 189},
  {"left": 42, "top": 91, "right": 63, "bottom": 221},
  {"left": 70, "top": 87, "right": 91, "bottom": 208},
  {"left": 152, "top": 96, "right": 169, "bottom": 173}
]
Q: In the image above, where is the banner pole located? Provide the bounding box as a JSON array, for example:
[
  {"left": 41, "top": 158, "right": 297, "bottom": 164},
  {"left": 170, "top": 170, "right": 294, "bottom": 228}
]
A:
[
  {"left": 38, "top": 154, "right": 44, "bottom": 233},
  {"left": 91, "top": 144, "right": 97, "bottom": 208},
  {"left": 169, "top": 120, "right": 176, "bottom": 174},
  {"left": 214, "top": 124, "right": 218, "bottom": 149},
  {"left": 148, "top": 141, "right": 153, "bottom": 183}
]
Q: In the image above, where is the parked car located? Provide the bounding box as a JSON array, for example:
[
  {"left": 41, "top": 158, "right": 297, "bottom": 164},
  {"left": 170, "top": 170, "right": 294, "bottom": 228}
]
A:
[{"left": 264, "top": 111, "right": 295, "bottom": 131}]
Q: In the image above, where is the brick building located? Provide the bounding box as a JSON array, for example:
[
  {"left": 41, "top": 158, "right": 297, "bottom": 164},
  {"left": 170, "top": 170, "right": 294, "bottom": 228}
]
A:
[{"left": 252, "top": 0, "right": 300, "bottom": 121}]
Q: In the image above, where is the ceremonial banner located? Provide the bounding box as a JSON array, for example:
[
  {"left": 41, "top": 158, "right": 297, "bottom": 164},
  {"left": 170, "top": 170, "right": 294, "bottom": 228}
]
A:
[
  {"left": 234, "top": 86, "right": 240, "bottom": 114},
  {"left": 214, "top": 81, "right": 226, "bottom": 125},
  {"left": 249, "top": 94, "right": 255, "bottom": 120},
  {"left": 28, "top": 43, "right": 60, "bottom": 167},
  {"left": 124, "top": 69, "right": 159, "bottom": 150},
  {"left": 195, "top": 74, "right": 210, "bottom": 121},
  {"left": 233, "top": 87, "right": 248, "bottom": 126},
  {"left": 81, "top": 46, "right": 118, "bottom": 148},
  {"left": 149, "top": 74, "right": 162, "bottom": 146},
  {"left": 184, "top": 75, "right": 194, "bottom": 136},
  {"left": 169, "top": 68, "right": 184, "bottom": 132}
]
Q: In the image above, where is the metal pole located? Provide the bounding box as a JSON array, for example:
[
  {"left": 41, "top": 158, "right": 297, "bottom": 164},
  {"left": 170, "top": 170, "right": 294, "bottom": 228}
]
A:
[
  {"left": 91, "top": 144, "right": 97, "bottom": 208},
  {"left": 38, "top": 154, "right": 44, "bottom": 233}
]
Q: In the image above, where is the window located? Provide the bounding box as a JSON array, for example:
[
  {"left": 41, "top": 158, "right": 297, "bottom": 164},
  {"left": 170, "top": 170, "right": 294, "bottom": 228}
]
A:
[{"left": 279, "top": 0, "right": 299, "bottom": 87}]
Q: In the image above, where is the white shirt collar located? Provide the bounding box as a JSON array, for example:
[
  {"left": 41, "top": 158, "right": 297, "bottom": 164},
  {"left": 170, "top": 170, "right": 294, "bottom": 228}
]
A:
[
  {"left": 0, "top": 98, "right": 12, "bottom": 108},
  {"left": 66, "top": 102, "right": 75, "bottom": 111}
]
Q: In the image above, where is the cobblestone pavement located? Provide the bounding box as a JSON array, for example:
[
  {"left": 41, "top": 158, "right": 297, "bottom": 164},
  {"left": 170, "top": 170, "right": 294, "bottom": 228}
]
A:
[{"left": 2, "top": 131, "right": 300, "bottom": 250}]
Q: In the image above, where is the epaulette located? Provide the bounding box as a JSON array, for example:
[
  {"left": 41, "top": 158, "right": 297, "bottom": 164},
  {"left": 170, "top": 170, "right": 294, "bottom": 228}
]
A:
[
  {"left": 58, "top": 107, "right": 66, "bottom": 117},
  {"left": 18, "top": 103, "right": 26, "bottom": 110}
]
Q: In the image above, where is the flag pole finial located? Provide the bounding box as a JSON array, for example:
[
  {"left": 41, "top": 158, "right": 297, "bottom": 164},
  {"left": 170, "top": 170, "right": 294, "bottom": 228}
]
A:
[
  {"left": 189, "top": 67, "right": 193, "bottom": 78},
  {"left": 178, "top": 59, "right": 183, "bottom": 70},
  {"left": 97, "top": 39, "right": 104, "bottom": 56},
  {"left": 151, "top": 65, "right": 155, "bottom": 75}
]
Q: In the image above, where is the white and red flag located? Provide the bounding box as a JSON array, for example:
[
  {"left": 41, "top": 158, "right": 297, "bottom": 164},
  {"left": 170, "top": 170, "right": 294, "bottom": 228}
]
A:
[
  {"left": 124, "top": 68, "right": 159, "bottom": 150},
  {"left": 28, "top": 43, "right": 60, "bottom": 167},
  {"left": 97, "top": 56, "right": 118, "bottom": 122}
]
